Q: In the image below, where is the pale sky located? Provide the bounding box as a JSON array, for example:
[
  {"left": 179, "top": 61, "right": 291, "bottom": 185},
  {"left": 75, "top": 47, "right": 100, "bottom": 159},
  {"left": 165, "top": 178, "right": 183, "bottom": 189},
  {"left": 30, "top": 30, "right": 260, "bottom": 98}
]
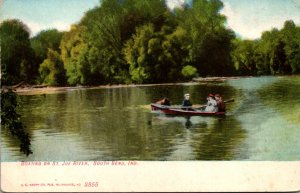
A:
[
  {"left": 221, "top": 0, "right": 300, "bottom": 39},
  {"left": 1, "top": 0, "right": 300, "bottom": 39},
  {"left": 0, "top": 0, "right": 100, "bottom": 36}
]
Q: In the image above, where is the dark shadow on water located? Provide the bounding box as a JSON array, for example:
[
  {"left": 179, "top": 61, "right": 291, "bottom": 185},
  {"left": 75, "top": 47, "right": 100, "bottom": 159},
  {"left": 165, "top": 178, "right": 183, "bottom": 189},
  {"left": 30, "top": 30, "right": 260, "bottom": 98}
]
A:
[{"left": 185, "top": 117, "right": 193, "bottom": 129}]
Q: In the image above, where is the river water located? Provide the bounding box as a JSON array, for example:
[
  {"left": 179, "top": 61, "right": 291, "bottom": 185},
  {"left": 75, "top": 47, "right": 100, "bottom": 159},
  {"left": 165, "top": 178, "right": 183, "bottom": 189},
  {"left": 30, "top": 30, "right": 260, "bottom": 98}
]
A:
[{"left": 1, "top": 76, "right": 300, "bottom": 161}]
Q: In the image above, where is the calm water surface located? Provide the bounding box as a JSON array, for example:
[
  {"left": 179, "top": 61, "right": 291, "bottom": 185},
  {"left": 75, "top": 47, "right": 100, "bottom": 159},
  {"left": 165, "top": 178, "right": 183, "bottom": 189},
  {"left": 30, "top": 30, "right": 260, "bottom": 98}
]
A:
[{"left": 1, "top": 76, "right": 300, "bottom": 161}]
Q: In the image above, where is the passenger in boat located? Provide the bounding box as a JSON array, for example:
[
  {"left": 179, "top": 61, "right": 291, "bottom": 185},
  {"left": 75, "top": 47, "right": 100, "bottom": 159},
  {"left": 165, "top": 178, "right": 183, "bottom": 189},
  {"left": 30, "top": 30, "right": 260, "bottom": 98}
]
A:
[
  {"left": 160, "top": 97, "right": 171, "bottom": 106},
  {"left": 215, "top": 94, "right": 226, "bottom": 112},
  {"left": 182, "top": 93, "right": 193, "bottom": 110},
  {"left": 156, "top": 97, "right": 171, "bottom": 106},
  {"left": 204, "top": 94, "right": 218, "bottom": 112}
]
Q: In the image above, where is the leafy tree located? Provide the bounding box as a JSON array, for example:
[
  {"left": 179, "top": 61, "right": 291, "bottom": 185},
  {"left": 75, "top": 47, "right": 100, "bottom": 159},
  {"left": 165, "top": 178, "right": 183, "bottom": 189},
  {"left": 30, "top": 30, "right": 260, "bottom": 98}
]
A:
[
  {"left": 39, "top": 49, "right": 66, "bottom": 86},
  {"left": 253, "top": 21, "right": 300, "bottom": 75},
  {"left": 123, "top": 24, "right": 155, "bottom": 83},
  {"left": 31, "top": 29, "right": 64, "bottom": 67},
  {"left": 0, "top": 19, "right": 37, "bottom": 84},
  {"left": 60, "top": 25, "right": 90, "bottom": 85},
  {"left": 179, "top": 0, "right": 235, "bottom": 76},
  {"left": 4, "top": 2, "right": 300, "bottom": 87},
  {"left": 121, "top": 0, "right": 169, "bottom": 40},
  {"left": 196, "top": 28, "right": 235, "bottom": 76},
  {"left": 1, "top": 80, "right": 32, "bottom": 155},
  {"left": 271, "top": 39, "right": 290, "bottom": 74},
  {"left": 281, "top": 20, "right": 300, "bottom": 73},
  {"left": 79, "top": 0, "right": 170, "bottom": 84},
  {"left": 231, "top": 39, "right": 257, "bottom": 75},
  {"left": 181, "top": 65, "right": 198, "bottom": 79},
  {"left": 254, "top": 38, "right": 271, "bottom": 75},
  {"left": 123, "top": 24, "right": 189, "bottom": 83},
  {"left": 77, "top": 1, "right": 125, "bottom": 84}
]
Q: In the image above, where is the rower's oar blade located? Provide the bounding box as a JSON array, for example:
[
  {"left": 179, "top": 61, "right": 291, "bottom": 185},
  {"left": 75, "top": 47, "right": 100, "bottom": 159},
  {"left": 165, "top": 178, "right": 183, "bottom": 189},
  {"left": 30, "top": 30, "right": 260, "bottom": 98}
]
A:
[
  {"left": 193, "top": 104, "right": 206, "bottom": 109},
  {"left": 224, "top": 99, "right": 234, "bottom": 103}
]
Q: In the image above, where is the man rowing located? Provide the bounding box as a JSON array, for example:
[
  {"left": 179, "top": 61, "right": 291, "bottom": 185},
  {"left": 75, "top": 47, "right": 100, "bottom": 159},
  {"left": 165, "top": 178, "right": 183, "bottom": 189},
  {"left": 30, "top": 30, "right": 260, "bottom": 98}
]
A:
[
  {"left": 182, "top": 93, "right": 193, "bottom": 111},
  {"left": 215, "top": 94, "right": 226, "bottom": 112}
]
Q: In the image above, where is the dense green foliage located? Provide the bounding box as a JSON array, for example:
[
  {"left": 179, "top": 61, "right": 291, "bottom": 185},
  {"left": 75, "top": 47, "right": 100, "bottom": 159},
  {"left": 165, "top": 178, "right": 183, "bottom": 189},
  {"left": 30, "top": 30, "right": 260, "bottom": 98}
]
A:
[
  {"left": 31, "top": 29, "right": 64, "bottom": 66},
  {"left": 123, "top": 24, "right": 190, "bottom": 83},
  {"left": 178, "top": 0, "right": 235, "bottom": 76},
  {"left": 0, "top": 19, "right": 37, "bottom": 84},
  {"left": 39, "top": 49, "right": 66, "bottom": 85},
  {"left": 232, "top": 20, "right": 300, "bottom": 75},
  {"left": 182, "top": 65, "right": 198, "bottom": 79},
  {"left": 1, "top": 1, "right": 300, "bottom": 86},
  {"left": 1, "top": 89, "right": 32, "bottom": 155},
  {"left": 30, "top": 29, "right": 66, "bottom": 85},
  {"left": 60, "top": 25, "right": 89, "bottom": 85}
]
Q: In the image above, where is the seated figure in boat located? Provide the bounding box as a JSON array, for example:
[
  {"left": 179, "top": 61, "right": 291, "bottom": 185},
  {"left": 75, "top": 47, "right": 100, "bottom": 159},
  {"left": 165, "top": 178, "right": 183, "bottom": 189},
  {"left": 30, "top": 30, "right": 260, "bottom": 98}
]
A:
[
  {"left": 182, "top": 93, "right": 193, "bottom": 110},
  {"left": 156, "top": 97, "right": 171, "bottom": 106},
  {"left": 215, "top": 94, "right": 226, "bottom": 112},
  {"left": 204, "top": 94, "right": 218, "bottom": 112}
]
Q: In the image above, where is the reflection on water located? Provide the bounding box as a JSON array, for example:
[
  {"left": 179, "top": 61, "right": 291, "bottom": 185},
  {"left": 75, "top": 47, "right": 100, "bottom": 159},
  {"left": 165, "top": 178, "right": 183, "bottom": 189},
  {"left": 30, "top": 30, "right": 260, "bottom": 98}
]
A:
[
  {"left": 1, "top": 76, "right": 300, "bottom": 161},
  {"left": 192, "top": 116, "right": 245, "bottom": 160}
]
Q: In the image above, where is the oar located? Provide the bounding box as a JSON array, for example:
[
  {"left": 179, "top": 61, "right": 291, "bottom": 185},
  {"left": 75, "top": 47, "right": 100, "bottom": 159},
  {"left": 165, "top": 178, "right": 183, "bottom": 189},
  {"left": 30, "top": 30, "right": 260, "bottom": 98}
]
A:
[
  {"left": 192, "top": 104, "right": 206, "bottom": 109},
  {"left": 224, "top": 98, "right": 235, "bottom": 103}
]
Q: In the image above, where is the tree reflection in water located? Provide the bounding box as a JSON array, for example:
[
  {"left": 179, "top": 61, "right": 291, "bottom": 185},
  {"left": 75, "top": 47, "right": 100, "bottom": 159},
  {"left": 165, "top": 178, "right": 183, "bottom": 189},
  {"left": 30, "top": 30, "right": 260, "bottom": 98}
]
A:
[
  {"left": 151, "top": 114, "right": 246, "bottom": 160},
  {"left": 191, "top": 116, "right": 246, "bottom": 160},
  {"left": 3, "top": 79, "right": 278, "bottom": 161}
]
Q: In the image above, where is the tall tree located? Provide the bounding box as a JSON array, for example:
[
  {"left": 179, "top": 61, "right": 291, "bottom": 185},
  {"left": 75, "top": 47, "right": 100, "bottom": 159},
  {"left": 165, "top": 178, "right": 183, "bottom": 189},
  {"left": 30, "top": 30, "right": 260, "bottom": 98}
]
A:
[
  {"left": 231, "top": 39, "right": 257, "bottom": 75},
  {"left": 79, "top": 0, "right": 170, "bottom": 84},
  {"left": 31, "top": 29, "right": 64, "bottom": 67},
  {"left": 180, "top": 0, "right": 235, "bottom": 76},
  {"left": 281, "top": 20, "right": 300, "bottom": 74},
  {"left": 39, "top": 49, "right": 66, "bottom": 86},
  {"left": 60, "top": 25, "right": 90, "bottom": 85},
  {"left": 0, "top": 19, "right": 37, "bottom": 84},
  {"left": 123, "top": 23, "right": 190, "bottom": 83}
]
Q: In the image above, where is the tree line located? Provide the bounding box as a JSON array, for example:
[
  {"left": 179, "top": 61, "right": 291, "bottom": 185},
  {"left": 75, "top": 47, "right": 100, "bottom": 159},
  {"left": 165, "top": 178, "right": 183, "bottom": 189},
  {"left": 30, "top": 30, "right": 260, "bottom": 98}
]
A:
[
  {"left": 232, "top": 20, "right": 300, "bottom": 75},
  {"left": 1, "top": 0, "right": 300, "bottom": 86}
]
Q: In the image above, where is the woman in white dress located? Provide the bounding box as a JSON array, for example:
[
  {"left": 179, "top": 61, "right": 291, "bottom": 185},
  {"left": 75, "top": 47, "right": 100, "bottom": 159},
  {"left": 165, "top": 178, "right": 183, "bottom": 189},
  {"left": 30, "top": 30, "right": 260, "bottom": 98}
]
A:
[{"left": 205, "top": 94, "right": 218, "bottom": 112}]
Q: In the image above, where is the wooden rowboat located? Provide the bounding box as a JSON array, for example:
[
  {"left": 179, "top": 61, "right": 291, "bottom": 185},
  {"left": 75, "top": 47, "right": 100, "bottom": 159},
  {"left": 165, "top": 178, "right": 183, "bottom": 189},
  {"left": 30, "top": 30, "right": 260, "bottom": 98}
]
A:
[
  {"left": 150, "top": 103, "right": 225, "bottom": 116},
  {"left": 151, "top": 103, "right": 174, "bottom": 111}
]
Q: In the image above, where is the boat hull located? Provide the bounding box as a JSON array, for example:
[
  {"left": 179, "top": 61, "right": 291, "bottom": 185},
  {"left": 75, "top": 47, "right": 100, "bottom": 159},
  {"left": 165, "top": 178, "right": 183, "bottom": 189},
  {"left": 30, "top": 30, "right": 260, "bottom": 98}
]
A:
[
  {"left": 151, "top": 103, "right": 171, "bottom": 111},
  {"left": 150, "top": 103, "right": 225, "bottom": 116}
]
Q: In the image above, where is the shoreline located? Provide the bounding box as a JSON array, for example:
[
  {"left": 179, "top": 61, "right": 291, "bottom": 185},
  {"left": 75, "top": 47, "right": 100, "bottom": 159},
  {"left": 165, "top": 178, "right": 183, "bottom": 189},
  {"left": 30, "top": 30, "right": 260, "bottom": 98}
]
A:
[
  {"left": 4, "top": 75, "right": 299, "bottom": 95},
  {"left": 13, "top": 82, "right": 200, "bottom": 95}
]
